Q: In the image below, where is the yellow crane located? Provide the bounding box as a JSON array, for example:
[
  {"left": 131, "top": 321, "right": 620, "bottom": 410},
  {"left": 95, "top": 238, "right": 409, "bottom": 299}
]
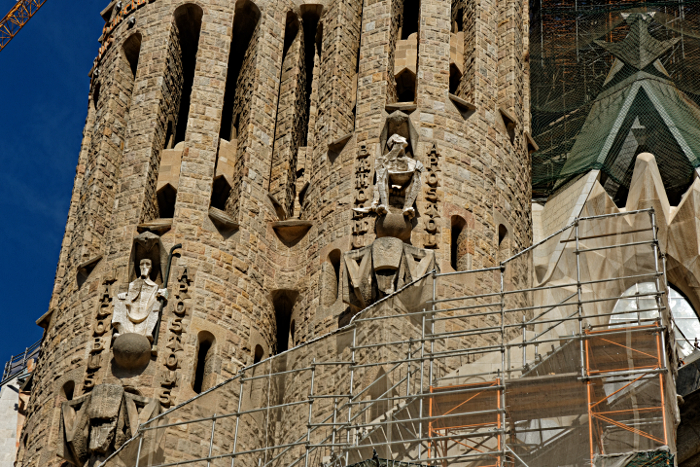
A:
[{"left": 0, "top": 0, "right": 47, "bottom": 52}]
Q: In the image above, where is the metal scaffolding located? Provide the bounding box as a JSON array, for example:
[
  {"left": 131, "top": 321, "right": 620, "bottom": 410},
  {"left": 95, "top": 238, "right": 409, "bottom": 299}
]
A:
[{"left": 100, "top": 209, "right": 677, "bottom": 467}]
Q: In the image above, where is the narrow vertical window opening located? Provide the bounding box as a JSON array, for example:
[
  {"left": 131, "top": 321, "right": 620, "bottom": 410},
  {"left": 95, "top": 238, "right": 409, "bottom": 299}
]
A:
[
  {"left": 452, "top": 6, "right": 463, "bottom": 33},
  {"left": 253, "top": 344, "right": 264, "bottom": 364},
  {"left": 290, "top": 320, "right": 296, "bottom": 346},
  {"left": 220, "top": 0, "right": 261, "bottom": 141},
  {"left": 157, "top": 184, "right": 177, "bottom": 219},
  {"left": 451, "top": 216, "right": 467, "bottom": 270},
  {"left": 173, "top": 4, "right": 203, "bottom": 146},
  {"left": 498, "top": 224, "right": 508, "bottom": 245},
  {"left": 396, "top": 69, "right": 416, "bottom": 102},
  {"left": 272, "top": 290, "right": 299, "bottom": 355},
  {"left": 62, "top": 381, "right": 75, "bottom": 401},
  {"left": 164, "top": 120, "right": 174, "bottom": 150},
  {"left": 300, "top": 7, "right": 322, "bottom": 147},
  {"left": 122, "top": 33, "right": 142, "bottom": 78},
  {"left": 92, "top": 82, "right": 101, "bottom": 110},
  {"left": 193, "top": 331, "right": 216, "bottom": 394},
  {"left": 400, "top": 0, "right": 419, "bottom": 39}
]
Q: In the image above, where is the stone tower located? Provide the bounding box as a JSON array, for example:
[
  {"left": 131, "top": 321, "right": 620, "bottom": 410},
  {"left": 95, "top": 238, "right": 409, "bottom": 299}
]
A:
[{"left": 17, "top": 0, "right": 531, "bottom": 464}]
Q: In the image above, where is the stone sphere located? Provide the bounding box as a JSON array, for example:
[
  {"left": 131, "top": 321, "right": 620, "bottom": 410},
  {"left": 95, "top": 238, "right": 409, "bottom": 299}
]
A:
[
  {"left": 113, "top": 333, "right": 151, "bottom": 370},
  {"left": 375, "top": 212, "right": 412, "bottom": 242}
]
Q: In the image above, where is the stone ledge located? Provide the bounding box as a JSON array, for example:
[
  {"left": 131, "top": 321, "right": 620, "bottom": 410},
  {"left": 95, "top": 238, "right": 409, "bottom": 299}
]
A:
[
  {"left": 208, "top": 207, "right": 239, "bottom": 231},
  {"left": 385, "top": 102, "right": 417, "bottom": 113},
  {"left": 448, "top": 93, "right": 476, "bottom": 112},
  {"left": 271, "top": 220, "right": 313, "bottom": 245},
  {"left": 137, "top": 218, "right": 173, "bottom": 235}
]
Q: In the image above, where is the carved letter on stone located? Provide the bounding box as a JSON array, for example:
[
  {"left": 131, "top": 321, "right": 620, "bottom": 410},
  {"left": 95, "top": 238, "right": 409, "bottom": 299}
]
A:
[{"left": 112, "top": 259, "right": 167, "bottom": 341}]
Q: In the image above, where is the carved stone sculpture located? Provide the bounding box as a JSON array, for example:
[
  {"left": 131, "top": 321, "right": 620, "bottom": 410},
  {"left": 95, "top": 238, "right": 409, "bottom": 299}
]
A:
[
  {"left": 342, "top": 236, "right": 437, "bottom": 312},
  {"left": 57, "top": 383, "right": 160, "bottom": 466},
  {"left": 112, "top": 259, "right": 167, "bottom": 341},
  {"left": 354, "top": 134, "right": 424, "bottom": 219}
]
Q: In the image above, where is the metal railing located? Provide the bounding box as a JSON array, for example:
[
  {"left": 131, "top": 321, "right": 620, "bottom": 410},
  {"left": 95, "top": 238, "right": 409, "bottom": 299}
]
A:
[
  {"left": 1, "top": 338, "right": 41, "bottom": 387},
  {"left": 100, "top": 209, "right": 675, "bottom": 467}
]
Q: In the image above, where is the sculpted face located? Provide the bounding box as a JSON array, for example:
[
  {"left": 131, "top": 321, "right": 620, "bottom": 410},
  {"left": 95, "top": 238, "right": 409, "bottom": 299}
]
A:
[{"left": 139, "top": 259, "right": 152, "bottom": 279}]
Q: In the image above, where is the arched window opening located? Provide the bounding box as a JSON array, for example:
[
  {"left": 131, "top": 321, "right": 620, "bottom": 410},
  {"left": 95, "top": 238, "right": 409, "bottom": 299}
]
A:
[
  {"left": 449, "top": 63, "right": 462, "bottom": 95},
  {"left": 61, "top": 381, "right": 75, "bottom": 401},
  {"left": 611, "top": 283, "right": 700, "bottom": 358},
  {"left": 220, "top": 0, "right": 261, "bottom": 141},
  {"left": 92, "top": 82, "right": 101, "bottom": 110},
  {"left": 451, "top": 216, "right": 467, "bottom": 271},
  {"left": 272, "top": 290, "right": 299, "bottom": 354},
  {"left": 122, "top": 33, "right": 142, "bottom": 78},
  {"left": 210, "top": 175, "right": 232, "bottom": 211},
  {"left": 173, "top": 4, "right": 203, "bottom": 146},
  {"left": 395, "top": 68, "right": 416, "bottom": 103},
  {"left": 157, "top": 183, "right": 177, "bottom": 219},
  {"left": 669, "top": 287, "right": 700, "bottom": 357},
  {"left": 192, "top": 331, "right": 216, "bottom": 394},
  {"left": 290, "top": 320, "right": 296, "bottom": 346},
  {"left": 253, "top": 344, "right": 264, "bottom": 364},
  {"left": 300, "top": 7, "right": 322, "bottom": 147},
  {"left": 400, "top": 0, "right": 419, "bottom": 40}
]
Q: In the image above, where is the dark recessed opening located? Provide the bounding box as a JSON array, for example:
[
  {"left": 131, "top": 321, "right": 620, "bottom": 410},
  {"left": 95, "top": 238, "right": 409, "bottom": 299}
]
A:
[
  {"left": 122, "top": 33, "right": 142, "bottom": 78},
  {"left": 62, "top": 381, "right": 75, "bottom": 401},
  {"left": 164, "top": 120, "right": 174, "bottom": 150},
  {"left": 192, "top": 332, "right": 215, "bottom": 394},
  {"left": 453, "top": 6, "right": 463, "bottom": 33},
  {"left": 210, "top": 176, "right": 232, "bottom": 211},
  {"left": 253, "top": 344, "right": 264, "bottom": 364},
  {"left": 451, "top": 216, "right": 467, "bottom": 270},
  {"left": 401, "top": 0, "right": 419, "bottom": 39},
  {"left": 173, "top": 4, "right": 203, "bottom": 146},
  {"left": 396, "top": 69, "right": 416, "bottom": 102},
  {"left": 498, "top": 224, "right": 508, "bottom": 246},
  {"left": 92, "top": 82, "right": 101, "bottom": 110},
  {"left": 157, "top": 184, "right": 177, "bottom": 219},
  {"left": 300, "top": 8, "right": 322, "bottom": 146},
  {"left": 220, "top": 0, "right": 261, "bottom": 141},
  {"left": 272, "top": 290, "right": 299, "bottom": 354}
]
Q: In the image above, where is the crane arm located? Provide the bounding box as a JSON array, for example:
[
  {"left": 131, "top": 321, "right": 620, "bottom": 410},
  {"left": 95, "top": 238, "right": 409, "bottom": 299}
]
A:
[{"left": 0, "top": 0, "right": 48, "bottom": 53}]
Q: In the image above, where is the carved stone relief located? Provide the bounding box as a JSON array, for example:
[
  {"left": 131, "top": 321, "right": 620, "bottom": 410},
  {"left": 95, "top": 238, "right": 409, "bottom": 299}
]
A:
[
  {"left": 158, "top": 266, "right": 193, "bottom": 408},
  {"left": 83, "top": 275, "right": 116, "bottom": 392},
  {"left": 57, "top": 383, "right": 160, "bottom": 466},
  {"left": 352, "top": 144, "right": 372, "bottom": 249},
  {"left": 342, "top": 236, "right": 436, "bottom": 312},
  {"left": 112, "top": 259, "right": 167, "bottom": 340},
  {"left": 423, "top": 144, "right": 440, "bottom": 249}
]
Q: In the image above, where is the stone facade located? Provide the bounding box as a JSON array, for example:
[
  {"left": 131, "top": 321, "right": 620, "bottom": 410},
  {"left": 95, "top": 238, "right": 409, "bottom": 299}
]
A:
[{"left": 17, "top": 0, "right": 530, "bottom": 465}]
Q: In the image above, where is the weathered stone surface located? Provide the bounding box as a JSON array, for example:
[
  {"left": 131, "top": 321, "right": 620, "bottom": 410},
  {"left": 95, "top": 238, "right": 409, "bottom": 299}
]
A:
[
  {"left": 112, "top": 334, "right": 151, "bottom": 370},
  {"left": 18, "top": 0, "right": 532, "bottom": 464}
]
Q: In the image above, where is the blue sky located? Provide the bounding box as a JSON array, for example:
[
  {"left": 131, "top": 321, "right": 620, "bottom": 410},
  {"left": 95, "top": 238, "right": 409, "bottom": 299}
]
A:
[{"left": 0, "top": 1, "right": 104, "bottom": 364}]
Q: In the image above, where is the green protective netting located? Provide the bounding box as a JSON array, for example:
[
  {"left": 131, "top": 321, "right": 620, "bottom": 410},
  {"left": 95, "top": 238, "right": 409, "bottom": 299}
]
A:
[
  {"left": 626, "top": 450, "right": 675, "bottom": 467},
  {"left": 530, "top": 1, "right": 700, "bottom": 204}
]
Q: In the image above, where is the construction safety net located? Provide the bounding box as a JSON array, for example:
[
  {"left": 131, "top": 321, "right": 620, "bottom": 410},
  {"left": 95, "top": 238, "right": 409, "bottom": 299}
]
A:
[
  {"left": 100, "top": 209, "right": 679, "bottom": 467},
  {"left": 530, "top": 0, "right": 700, "bottom": 205}
]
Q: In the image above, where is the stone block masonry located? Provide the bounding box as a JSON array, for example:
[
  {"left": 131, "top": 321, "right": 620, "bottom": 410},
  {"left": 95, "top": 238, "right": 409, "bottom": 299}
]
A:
[{"left": 17, "top": 0, "right": 531, "bottom": 465}]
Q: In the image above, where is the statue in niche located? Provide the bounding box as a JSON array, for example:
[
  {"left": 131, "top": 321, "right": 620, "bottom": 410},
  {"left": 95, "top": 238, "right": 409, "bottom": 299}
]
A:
[
  {"left": 355, "top": 134, "right": 424, "bottom": 219},
  {"left": 112, "top": 259, "right": 167, "bottom": 341}
]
